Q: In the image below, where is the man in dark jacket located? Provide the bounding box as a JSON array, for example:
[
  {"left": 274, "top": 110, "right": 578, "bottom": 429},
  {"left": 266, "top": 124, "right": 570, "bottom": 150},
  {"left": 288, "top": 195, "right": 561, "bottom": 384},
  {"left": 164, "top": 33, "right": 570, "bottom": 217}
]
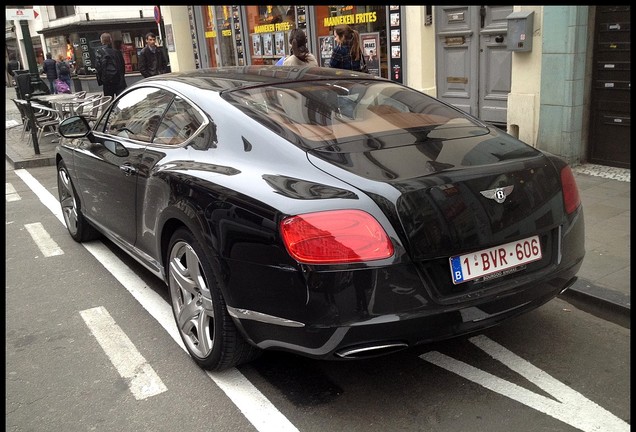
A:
[
  {"left": 7, "top": 54, "right": 21, "bottom": 77},
  {"left": 94, "top": 32, "right": 127, "bottom": 98},
  {"left": 138, "top": 32, "right": 168, "bottom": 78},
  {"left": 41, "top": 52, "right": 58, "bottom": 94}
]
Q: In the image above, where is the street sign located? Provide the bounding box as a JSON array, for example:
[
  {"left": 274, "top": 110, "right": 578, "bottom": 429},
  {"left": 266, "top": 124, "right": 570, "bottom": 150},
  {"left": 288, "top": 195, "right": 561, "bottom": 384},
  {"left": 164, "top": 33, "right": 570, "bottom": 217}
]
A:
[
  {"left": 6, "top": 8, "right": 36, "bottom": 20},
  {"left": 154, "top": 6, "right": 161, "bottom": 24}
]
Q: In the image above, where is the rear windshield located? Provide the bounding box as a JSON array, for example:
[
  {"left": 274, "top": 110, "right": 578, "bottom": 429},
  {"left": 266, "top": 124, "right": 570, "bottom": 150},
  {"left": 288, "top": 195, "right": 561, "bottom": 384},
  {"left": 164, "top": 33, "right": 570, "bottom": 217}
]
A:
[{"left": 222, "top": 80, "right": 485, "bottom": 149}]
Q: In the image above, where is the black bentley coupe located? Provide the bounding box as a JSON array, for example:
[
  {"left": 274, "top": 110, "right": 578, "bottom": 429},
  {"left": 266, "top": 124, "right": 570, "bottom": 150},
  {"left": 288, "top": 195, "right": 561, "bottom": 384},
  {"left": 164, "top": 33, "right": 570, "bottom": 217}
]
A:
[{"left": 56, "top": 66, "right": 585, "bottom": 370}]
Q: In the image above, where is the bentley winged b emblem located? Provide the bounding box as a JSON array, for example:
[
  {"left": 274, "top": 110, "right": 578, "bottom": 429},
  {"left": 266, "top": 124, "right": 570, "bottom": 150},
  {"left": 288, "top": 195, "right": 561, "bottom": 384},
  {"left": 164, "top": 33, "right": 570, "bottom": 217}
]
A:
[{"left": 480, "top": 185, "right": 514, "bottom": 204}]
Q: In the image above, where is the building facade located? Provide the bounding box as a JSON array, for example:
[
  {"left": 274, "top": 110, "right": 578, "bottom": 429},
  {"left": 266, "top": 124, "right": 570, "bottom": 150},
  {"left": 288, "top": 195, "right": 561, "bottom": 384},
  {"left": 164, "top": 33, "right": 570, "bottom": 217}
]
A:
[{"left": 6, "top": 5, "right": 630, "bottom": 168}]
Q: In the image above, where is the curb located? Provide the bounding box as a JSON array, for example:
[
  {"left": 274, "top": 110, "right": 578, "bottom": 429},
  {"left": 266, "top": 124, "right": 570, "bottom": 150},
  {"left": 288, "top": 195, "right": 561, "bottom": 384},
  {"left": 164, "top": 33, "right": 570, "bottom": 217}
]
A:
[
  {"left": 559, "top": 279, "right": 630, "bottom": 328},
  {"left": 5, "top": 146, "right": 56, "bottom": 169}
]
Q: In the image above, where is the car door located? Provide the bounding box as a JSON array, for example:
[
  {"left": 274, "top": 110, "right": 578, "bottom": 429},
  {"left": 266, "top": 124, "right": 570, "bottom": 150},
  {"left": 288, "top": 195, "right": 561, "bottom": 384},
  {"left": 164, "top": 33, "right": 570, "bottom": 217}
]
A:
[{"left": 73, "top": 86, "right": 173, "bottom": 247}]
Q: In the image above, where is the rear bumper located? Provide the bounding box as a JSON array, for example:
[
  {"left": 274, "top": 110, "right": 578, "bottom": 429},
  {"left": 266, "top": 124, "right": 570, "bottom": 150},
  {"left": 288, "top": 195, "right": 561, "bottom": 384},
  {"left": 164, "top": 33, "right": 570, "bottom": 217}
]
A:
[
  {"left": 231, "top": 259, "right": 582, "bottom": 360},
  {"left": 227, "top": 209, "right": 584, "bottom": 360}
]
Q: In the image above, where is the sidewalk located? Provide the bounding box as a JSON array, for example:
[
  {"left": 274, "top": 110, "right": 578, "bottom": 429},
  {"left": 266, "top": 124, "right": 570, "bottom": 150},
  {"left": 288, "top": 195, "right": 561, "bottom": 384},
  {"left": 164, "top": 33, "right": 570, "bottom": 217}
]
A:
[{"left": 4, "top": 85, "right": 630, "bottom": 321}]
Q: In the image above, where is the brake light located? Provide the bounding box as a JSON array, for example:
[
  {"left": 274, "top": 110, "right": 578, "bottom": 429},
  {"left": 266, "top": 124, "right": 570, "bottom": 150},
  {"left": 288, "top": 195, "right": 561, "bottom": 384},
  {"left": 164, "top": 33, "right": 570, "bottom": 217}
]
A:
[
  {"left": 280, "top": 210, "right": 394, "bottom": 264},
  {"left": 560, "top": 166, "right": 581, "bottom": 214}
]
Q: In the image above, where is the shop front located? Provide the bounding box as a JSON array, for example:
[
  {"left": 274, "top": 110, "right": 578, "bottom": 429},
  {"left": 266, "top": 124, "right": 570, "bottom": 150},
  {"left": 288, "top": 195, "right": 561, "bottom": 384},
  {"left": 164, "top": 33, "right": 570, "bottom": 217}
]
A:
[
  {"left": 39, "top": 19, "right": 163, "bottom": 92},
  {"left": 191, "top": 5, "right": 405, "bottom": 82}
]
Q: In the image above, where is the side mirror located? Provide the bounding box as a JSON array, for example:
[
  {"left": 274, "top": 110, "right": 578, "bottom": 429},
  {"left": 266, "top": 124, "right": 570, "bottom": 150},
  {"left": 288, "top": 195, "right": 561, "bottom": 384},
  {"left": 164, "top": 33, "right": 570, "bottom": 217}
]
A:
[{"left": 58, "top": 116, "right": 91, "bottom": 138}]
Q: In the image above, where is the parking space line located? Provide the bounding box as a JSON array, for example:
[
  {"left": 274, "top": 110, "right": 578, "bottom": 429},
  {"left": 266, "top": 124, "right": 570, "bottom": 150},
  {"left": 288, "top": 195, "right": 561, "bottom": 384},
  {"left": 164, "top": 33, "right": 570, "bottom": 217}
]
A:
[
  {"left": 24, "top": 222, "right": 64, "bottom": 257},
  {"left": 80, "top": 306, "right": 168, "bottom": 400},
  {"left": 16, "top": 168, "right": 300, "bottom": 432},
  {"left": 6, "top": 182, "right": 21, "bottom": 202},
  {"left": 420, "top": 335, "right": 629, "bottom": 432}
]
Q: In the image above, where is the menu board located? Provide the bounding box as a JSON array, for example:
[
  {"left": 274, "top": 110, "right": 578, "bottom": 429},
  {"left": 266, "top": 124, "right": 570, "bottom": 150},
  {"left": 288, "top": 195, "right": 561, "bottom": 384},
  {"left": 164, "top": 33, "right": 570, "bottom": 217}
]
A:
[{"left": 388, "top": 5, "right": 403, "bottom": 83}]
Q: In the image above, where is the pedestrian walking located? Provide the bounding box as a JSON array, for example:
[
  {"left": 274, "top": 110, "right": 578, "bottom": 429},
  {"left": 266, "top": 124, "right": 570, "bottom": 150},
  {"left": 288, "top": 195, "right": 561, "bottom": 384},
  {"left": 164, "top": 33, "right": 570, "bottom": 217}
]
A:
[
  {"left": 282, "top": 29, "right": 318, "bottom": 67},
  {"left": 56, "top": 54, "right": 73, "bottom": 93},
  {"left": 41, "top": 52, "right": 58, "bottom": 94},
  {"left": 7, "top": 54, "right": 21, "bottom": 77},
  {"left": 138, "top": 32, "right": 168, "bottom": 78},
  {"left": 329, "top": 25, "right": 363, "bottom": 72},
  {"left": 7, "top": 53, "right": 21, "bottom": 87},
  {"left": 94, "top": 32, "right": 127, "bottom": 98}
]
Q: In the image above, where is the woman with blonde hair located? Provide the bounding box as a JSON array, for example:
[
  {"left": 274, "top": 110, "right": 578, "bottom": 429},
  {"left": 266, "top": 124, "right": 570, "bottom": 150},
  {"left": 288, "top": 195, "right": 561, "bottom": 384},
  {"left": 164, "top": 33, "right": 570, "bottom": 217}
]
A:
[
  {"left": 329, "top": 24, "right": 362, "bottom": 71},
  {"left": 282, "top": 28, "right": 318, "bottom": 67}
]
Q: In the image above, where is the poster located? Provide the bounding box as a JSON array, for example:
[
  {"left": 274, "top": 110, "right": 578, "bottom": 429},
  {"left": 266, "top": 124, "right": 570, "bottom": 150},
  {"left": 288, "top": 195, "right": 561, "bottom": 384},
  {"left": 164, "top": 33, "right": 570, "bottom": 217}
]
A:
[
  {"left": 252, "top": 34, "right": 262, "bottom": 56},
  {"left": 390, "top": 29, "right": 400, "bottom": 43},
  {"left": 263, "top": 33, "right": 273, "bottom": 56},
  {"left": 319, "top": 35, "right": 334, "bottom": 67},
  {"left": 360, "top": 32, "right": 381, "bottom": 77},
  {"left": 275, "top": 32, "right": 286, "bottom": 56},
  {"left": 164, "top": 24, "right": 175, "bottom": 52}
]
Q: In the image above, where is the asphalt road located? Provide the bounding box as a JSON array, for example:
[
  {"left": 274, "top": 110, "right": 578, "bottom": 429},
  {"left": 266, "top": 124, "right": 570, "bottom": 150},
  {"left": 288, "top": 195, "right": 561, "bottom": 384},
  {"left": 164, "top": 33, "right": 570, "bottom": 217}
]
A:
[{"left": 6, "top": 164, "right": 630, "bottom": 432}]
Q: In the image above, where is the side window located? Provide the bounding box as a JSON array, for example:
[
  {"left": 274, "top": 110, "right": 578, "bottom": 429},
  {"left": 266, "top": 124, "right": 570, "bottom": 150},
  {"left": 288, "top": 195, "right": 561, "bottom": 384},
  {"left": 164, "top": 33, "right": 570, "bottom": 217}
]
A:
[
  {"left": 153, "top": 97, "right": 204, "bottom": 146},
  {"left": 100, "top": 87, "right": 173, "bottom": 142}
]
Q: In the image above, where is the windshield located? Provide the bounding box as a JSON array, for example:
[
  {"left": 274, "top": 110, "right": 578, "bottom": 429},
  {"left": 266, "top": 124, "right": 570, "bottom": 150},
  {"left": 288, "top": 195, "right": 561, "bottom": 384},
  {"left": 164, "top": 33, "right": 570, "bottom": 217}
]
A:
[{"left": 222, "top": 80, "right": 486, "bottom": 149}]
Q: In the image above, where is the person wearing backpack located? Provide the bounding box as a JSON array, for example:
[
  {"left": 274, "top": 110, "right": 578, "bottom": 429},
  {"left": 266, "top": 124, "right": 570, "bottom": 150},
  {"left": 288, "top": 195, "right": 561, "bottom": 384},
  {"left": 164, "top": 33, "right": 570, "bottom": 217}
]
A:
[
  {"left": 95, "top": 32, "right": 127, "bottom": 98},
  {"left": 56, "top": 54, "right": 73, "bottom": 93}
]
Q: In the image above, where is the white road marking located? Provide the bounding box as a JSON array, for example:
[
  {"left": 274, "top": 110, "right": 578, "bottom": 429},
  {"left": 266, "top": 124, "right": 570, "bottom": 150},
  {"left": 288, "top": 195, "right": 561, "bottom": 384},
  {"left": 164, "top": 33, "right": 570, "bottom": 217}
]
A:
[
  {"left": 6, "top": 182, "right": 21, "bottom": 202},
  {"left": 421, "top": 334, "right": 629, "bottom": 432},
  {"left": 24, "top": 222, "right": 64, "bottom": 257},
  {"left": 6, "top": 119, "right": 20, "bottom": 129},
  {"left": 15, "top": 168, "right": 300, "bottom": 432},
  {"left": 80, "top": 306, "right": 167, "bottom": 400},
  {"left": 14, "top": 170, "right": 64, "bottom": 223}
]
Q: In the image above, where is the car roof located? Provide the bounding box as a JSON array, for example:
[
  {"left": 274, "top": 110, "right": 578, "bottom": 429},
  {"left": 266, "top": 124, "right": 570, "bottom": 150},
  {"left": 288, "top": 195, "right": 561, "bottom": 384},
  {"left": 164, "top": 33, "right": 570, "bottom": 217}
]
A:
[{"left": 138, "top": 65, "right": 385, "bottom": 93}]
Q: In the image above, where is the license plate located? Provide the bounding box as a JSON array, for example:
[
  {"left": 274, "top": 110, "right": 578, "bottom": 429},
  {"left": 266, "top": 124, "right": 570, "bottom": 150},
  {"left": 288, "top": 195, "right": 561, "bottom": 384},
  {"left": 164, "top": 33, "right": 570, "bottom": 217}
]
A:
[{"left": 449, "top": 235, "right": 542, "bottom": 284}]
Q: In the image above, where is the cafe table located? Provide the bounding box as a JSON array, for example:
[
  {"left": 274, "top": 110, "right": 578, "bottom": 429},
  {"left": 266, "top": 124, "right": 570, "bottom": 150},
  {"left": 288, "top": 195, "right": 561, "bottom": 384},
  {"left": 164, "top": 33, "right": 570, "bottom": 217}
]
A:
[{"left": 31, "top": 92, "right": 100, "bottom": 119}]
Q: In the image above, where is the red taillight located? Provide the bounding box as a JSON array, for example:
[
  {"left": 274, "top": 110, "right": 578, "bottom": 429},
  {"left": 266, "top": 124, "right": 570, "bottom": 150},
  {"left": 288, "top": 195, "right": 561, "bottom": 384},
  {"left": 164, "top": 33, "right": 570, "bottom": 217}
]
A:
[
  {"left": 280, "top": 210, "right": 394, "bottom": 264},
  {"left": 560, "top": 166, "right": 581, "bottom": 214}
]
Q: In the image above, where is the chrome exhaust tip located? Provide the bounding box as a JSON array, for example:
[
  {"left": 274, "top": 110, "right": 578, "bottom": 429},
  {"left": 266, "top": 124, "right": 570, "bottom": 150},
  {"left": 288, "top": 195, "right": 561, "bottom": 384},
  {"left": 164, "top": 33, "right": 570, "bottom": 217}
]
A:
[{"left": 335, "top": 342, "right": 409, "bottom": 359}]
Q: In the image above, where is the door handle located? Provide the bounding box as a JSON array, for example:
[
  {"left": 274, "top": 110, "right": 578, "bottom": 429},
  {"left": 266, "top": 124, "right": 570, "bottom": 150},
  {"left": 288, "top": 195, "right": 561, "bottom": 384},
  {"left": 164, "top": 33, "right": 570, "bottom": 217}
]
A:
[
  {"left": 495, "top": 35, "right": 504, "bottom": 43},
  {"left": 120, "top": 164, "right": 137, "bottom": 176}
]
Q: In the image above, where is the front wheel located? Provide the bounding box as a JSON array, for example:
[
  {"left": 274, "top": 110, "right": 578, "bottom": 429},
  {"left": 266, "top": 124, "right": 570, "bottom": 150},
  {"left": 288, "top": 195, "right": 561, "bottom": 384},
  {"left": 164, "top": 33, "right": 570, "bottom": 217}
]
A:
[
  {"left": 57, "top": 160, "right": 100, "bottom": 242},
  {"left": 167, "top": 228, "right": 260, "bottom": 370}
]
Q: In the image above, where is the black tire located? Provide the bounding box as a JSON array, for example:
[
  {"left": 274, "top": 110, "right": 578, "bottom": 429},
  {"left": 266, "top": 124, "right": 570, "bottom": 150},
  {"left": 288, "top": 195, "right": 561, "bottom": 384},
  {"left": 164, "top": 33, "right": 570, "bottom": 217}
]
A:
[
  {"left": 167, "top": 228, "right": 261, "bottom": 370},
  {"left": 57, "top": 160, "right": 101, "bottom": 242}
]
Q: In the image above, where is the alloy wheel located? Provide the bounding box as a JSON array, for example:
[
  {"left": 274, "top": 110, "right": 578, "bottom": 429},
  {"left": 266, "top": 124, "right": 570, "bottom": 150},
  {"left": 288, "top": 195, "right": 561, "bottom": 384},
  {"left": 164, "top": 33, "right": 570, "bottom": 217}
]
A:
[
  {"left": 168, "top": 240, "right": 215, "bottom": 359},
  {"left": 57, "top": 167, "right": 79, "bottom": 237}
]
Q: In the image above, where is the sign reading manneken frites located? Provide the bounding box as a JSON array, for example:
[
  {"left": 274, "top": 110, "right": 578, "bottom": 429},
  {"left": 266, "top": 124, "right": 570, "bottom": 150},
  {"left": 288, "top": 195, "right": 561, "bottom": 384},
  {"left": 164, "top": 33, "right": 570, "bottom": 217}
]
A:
[
  {"left": 254, "top": 22, "right": 292, "bottom": 33},
  {"left": 323, "top": 12, "right": 377, "bottom": 27}
]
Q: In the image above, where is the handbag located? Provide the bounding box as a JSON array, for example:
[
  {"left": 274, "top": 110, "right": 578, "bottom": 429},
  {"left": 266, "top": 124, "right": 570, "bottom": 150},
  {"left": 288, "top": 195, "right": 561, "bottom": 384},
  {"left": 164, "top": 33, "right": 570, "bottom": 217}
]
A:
[{"left": 359, "top": 50, "right": 369, "bottom": 73}]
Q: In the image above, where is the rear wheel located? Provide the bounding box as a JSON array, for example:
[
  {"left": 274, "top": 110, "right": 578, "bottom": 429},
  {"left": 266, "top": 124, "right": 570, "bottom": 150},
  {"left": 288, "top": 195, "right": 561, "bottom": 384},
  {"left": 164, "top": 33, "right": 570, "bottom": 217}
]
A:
[
  {"left": 57, "top": 160, "right": 100, "bottom": 242},
  {"left": 167, "top": 228, "right": 260, "bottom": 370}
]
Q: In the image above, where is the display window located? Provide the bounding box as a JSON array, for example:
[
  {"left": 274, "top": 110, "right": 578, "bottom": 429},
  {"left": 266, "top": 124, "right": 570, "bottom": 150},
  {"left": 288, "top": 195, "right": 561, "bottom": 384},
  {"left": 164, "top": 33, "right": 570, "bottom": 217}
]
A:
[
  {"left": 62, "top": 27, "right": 158, "bottom": 75},
  {"left": 313, "top": 5, "right": 387, "bottom": 78},
  {"left": 245, "top": 5, "right": 297, "bottom": 65},
  {"left": 200, "top": 6, "right": 241, "bottom": 67}
]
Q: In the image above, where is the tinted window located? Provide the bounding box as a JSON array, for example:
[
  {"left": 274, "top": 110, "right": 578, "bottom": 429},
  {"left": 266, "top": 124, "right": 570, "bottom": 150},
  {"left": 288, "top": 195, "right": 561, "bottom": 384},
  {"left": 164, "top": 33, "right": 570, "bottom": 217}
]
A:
[
  {"left": 98, "top": 87, "right": 173, "bottom": 142},
  {"left": 153, "top": 97, "right": 204, "bottom": 146}
]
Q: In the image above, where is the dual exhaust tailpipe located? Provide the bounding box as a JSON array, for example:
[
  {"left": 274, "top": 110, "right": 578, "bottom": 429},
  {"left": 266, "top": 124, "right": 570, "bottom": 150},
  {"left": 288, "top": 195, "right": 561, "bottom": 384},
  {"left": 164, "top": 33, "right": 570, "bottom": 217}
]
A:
[{"left": 335, "top": 342, "right": 409, "bottom": 359}]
